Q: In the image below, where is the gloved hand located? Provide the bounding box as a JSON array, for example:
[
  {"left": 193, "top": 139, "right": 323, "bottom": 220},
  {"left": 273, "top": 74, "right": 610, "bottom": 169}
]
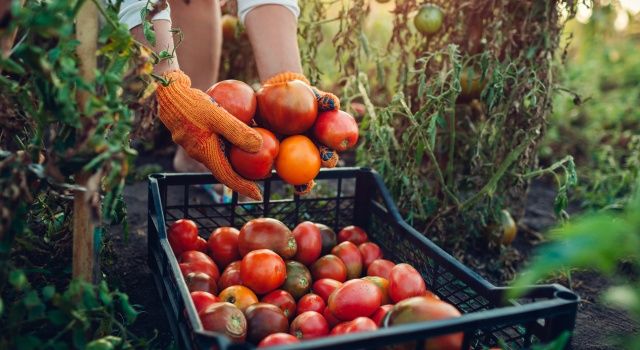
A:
[
  {"left": 262, "top": 72, "right": 341, "bottom": 195},
  {"left": 156, "top": 70, "right": 264, "bottom": 201}
]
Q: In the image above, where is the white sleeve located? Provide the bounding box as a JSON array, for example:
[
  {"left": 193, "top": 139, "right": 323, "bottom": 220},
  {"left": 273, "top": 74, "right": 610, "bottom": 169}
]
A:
[
  {"left": 117, "top": 0, "right": 172, "bottom": 30},
  {"left": 237, "top": 0, "right": 300, "bottom": 25}
]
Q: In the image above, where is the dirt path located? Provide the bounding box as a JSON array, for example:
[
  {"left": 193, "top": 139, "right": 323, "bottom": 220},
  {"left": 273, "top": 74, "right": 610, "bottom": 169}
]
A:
[{"left": 104, "top": 160, "right": 637, "bottom": 349}]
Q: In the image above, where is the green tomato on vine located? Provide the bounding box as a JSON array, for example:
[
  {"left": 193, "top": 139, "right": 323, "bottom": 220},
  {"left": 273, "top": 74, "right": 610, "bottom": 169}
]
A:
[{"left": 414, "top": 4, "right": 445, "bottom": 35}]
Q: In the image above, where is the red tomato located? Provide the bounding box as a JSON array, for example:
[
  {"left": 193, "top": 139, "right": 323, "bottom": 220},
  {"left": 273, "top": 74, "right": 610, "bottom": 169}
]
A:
[
  {"left": 219, "top": 285, "right": 259, "bottom": 312},
  {"left": 370, "top": 304, "right": 393, "bottom": 327},
  {"left": 323, "top": 306, "right": 341, "bottom": 328},
  {"left": 206, "top": 79, "right": 256, "bottom": 124},
  {"left": 258, "top": 333, "right": 299, "bottom": 348},
  {"left": 218, "top": 261, "right": 242, "bottom": 290},
  {"left": 275, "top": 135, "right": 321, "bottom": 186},
  {"left": 179, "top": 251, "right": 220, "bottom": 281},
  {"left": 256, "top": 79, "right": 318, "bottom": 135},
  {"left": 168, "top": 219, "right": 199, "bottom": 256},
  {"left": 367, "top": 259, "right": 396, "bottom": 279},
  {"left": 312, "top": 109, "right": 359, "bottom": 152},
  {"left": 261, "top": 289, "right": 297, "bottom": 321},
  {"left": 358, "top": 242, "right": 383, "bottom": 268},
  {"left": 240, "top": 249, "right": 286, "bottom": 294},
  {"left": 337, "top": 225, "right": 368, "bottom": 245},
  {"left": 312, "top": 278, "right": 343, "bottom": 303},
  {"left": 289, "top": 311, "right": 329, "bottom": 340},
  {"left": 207, "top": 227, "right": 240, "bottom": 269},
  {"left": 195, "top": 237, "right": 207, "bottom": 253},
  {"left": 388, "top": 263, "right": 427, "bottom": 303},
  {"left": 191, "top": 291, "right": 220, "bottom": 314},
  {"left": 184, "top": 272, "right": 218, "bottom": 294},
  {"left": 361, "top": 276, "right": 391, "bottom": 305},
  {"left": 425, "top": 290, "right": 441, "bottom": 300},
  {"left": 292, "top": 221, "right": 322, "bottom": 265},
  {"left": 230, "top": 128, "right": 279, "bottom": 180},
  {"left": 328, "top": 279, "right": 382, "bottom": 321},
  {"left": 245, "top": 303, "right": 289, "bottom": 344},
  {"left": 200, "top": 302, "right": 247, "bottom": 343},
  {"left": 310, "top": 255, "right": 347, "bottom": 282},
  {"left": 388, "top": 297, "right": 463, "bottom": 350},
  {"left": 297, "top": 293, "right": 326, "bottom": 315},
  {"left": 331, "top": 241, "right": 363, "bottom": 279},
  {"left": 330, "top": 317, "right": 377, "bottom": 336},
  {"left": 238, "top": 218, "right": 297, "bottom": 259}
]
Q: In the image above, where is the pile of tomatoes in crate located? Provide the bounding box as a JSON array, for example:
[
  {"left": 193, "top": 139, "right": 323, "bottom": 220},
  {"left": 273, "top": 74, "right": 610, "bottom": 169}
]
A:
[
  {"left": 207, "top": 78, "right": 358, "bottom": 191},
  {"left": 168, "top": 218, "right": 464, "bottom": 348}
]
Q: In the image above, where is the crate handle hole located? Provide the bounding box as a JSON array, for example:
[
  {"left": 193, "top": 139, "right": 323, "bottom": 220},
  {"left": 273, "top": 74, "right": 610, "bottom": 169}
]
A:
[{"left": 554, "top": 290, "right": 578, "bottom": 301}]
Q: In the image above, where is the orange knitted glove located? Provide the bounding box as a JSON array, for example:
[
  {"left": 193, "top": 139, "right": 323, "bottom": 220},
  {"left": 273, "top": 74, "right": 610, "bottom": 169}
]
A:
[{"left": 156, "top": 70, "right": 263, "bottom": 201}]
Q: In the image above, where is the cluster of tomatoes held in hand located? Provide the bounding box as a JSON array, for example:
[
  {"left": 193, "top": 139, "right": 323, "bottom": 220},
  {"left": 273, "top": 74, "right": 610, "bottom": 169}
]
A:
[
  {"left": 206, "top": 77, "right": 359, "bottom": 193},
  {"left": 168, "top": 218, "right": 465, "bottom": 349}
]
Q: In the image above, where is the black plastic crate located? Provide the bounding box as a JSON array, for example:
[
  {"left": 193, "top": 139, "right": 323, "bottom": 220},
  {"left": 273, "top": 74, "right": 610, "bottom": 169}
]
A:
[{"left": 147, "top": 167, "right": 579, "bottom": 350}]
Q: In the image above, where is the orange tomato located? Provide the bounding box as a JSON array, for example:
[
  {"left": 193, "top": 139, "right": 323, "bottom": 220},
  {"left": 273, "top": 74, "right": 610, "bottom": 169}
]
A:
[{"left": 275, "top": 135, "right": 321, "bottom": 185}]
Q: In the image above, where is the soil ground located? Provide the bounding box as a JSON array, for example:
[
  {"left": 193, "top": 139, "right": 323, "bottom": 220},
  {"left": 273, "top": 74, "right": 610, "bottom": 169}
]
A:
[{"left": 103, "top": 152, "right": 638, "bottom": 349}]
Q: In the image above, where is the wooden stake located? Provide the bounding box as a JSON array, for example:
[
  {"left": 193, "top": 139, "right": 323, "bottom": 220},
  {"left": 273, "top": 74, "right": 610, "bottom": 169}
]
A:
[{"left": 73, "top": 0, "right": 99, "bottom": 282}]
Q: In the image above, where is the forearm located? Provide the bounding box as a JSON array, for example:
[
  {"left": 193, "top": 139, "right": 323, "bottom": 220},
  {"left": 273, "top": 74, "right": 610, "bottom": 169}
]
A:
[
  {"left": 131, "top": 20, "right": 180, "bottom": 74},
  {"left": 244, "top": 5, "right": 302, "bottom": 82}
]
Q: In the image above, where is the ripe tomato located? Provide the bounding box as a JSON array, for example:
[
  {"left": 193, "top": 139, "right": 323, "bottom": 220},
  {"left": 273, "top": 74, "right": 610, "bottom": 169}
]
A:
[
  {"left": 312, "top": 279, "right": 343, "bottom": 303},
  {"left": 315, "top": 223, "right": 337, "bottom": 255},
  {"left": 358, "top": 242, "right": 383, "bottom": 268},
  {"left": 195, "top": 237, "right": 208, "bottom": 253},
  {"left": 499, "top": 209, "right": 517, "bottom": 245},
  {"left": 312, "top": 110, "right": 359, "bottom": 152},
  {"left": 459, "top": 68, "right": 488, "bottom": 101},
  {"left": 191, "top": 291, "right": 220, "bottom": 314},
  {"left": 221, "top": 15, "right": 240, "bottom": 42},
  {"left": 289, "top": 311, "right": 329, "bottom": 340},
  {"left": 206, "top": 79, "right": 256, "bottom": 124},
  {"left": 388, "top": 263, "right": 427, "bottom": 303},
  {"left": 219, "top": 285, "right": 259, "bottom": 312},
  {"left": 275, "top": 135, "right": 321, "bottom": 186},
  {"left": 361, "top": 276, "right": 391, "bottom": 305},
  {"left": 292, "top": 221, "right": 322, "bottom": 265},
  {"left": 323, "top": 306, "right": 341, "bottom": 328},
  {"left": 207, "top": 227, "right": 240, "bottom": 269},
  {"left": 337, "top": 226, "right": 368, "bottom": 245},
  {"left": 245, "top": 303, "right": 289, "bottom": 344},
  {"left": 330, "top": 317, "right": 377, "bottom": 336},
  {"left": 414, "top": 4, "right": 444, "bottom": 35},
  {"left": 297, "top": 293, "right": 326, "bottom": 315},
  {"left": 230, "top": 128, "right": 279, "bottom": 180},
  {"left": 185, "top": 272, "right": 218, "bottom": 294},
  {"left": 388, "top": 297, "right": 463, "bottom": 350},
  {"left": 258, "top": 333, "right": 299, "bottom": 348},
  {"left": 370, "top": 304, "right": 393, "bottom": 327},
  {"left": 256, "top": 79, "right": 318, "bottom": 135},
  {"left": 200, "top": 302, "right": 247, "bottom": 343},
  {"left": 328, "top": 279, "right": 382, "bottom": 321},
  {"left": 367, "top": 259, "right": 395, "bottom": 279},
  {"left": 218, "top": 261, "right": 242, "bottom": 290},
  {"left": 331, "top": 241, "right": 363, "bottom": 279},
  {"left": 310, "top": 255, "right": 347, "bottom": 282},
  {"left": 179, "top": 251, "right": 220, "bottom": 281},
  {"left": 238, "top": 218, "right": 297, "bottom": 259},
  {"left": 261, "top": 289, "right": 297, "bottom": 321},
  {"left": 282, "top": 261, "right": 312, "bottom": 300},
  {"left": 425, "top": 290, "right": 441, "bottom": 300},
  {"left": 240, "top": 249, "right": 286, "bottom": 294},
  {"left": 168, "top": 219, "right": 199, "bottom": 256}
]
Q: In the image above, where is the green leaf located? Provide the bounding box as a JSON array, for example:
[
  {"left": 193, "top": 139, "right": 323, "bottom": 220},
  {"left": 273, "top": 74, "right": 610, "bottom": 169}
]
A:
[
  {"left": 47, "top": 310, "right": 68, "bottom": 326},
  {"left": 86, "top": 339, "right": 115, "bottom": 350},
  {"left": 9, "top": 270, "right": 28, "bottom": 290},
  {"left": 142, "top": 21, "right": 156, "bottom": 46}
]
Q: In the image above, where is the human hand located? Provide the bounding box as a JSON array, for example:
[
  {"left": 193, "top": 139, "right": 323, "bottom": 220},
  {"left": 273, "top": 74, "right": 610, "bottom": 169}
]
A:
[{"left": 156, "top": 70, "right": 264, "bottom": 200}]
